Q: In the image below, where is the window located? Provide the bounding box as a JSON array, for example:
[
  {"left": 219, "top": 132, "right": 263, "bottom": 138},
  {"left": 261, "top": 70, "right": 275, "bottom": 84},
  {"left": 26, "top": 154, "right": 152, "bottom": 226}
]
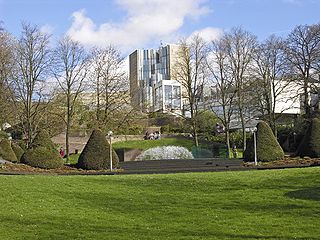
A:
[{"left": 164, "top": 85, "right": 172, "bottom": 109}]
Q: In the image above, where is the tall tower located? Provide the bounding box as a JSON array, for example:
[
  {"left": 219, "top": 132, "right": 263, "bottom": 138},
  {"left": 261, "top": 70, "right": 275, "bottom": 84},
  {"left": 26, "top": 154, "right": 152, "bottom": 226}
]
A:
[{"left": 129, "top": 44, "right": 182, "bottom": 113}]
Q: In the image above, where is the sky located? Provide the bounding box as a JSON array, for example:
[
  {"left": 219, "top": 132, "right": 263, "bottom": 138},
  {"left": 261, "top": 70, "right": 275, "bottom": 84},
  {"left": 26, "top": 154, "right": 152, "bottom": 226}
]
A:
[{"left": 0, "top": 0, "right": 319, "bottom": 55}]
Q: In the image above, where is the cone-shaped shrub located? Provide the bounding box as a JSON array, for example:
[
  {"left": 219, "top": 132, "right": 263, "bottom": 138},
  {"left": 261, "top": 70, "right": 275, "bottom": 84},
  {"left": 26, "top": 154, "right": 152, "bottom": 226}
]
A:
[
  {"left": 22, "top": 130, "right": 63, "bottom": 169},
  {"left": 78, "top": 129, "right": 119, "bottom": 170},
  {"left": 244, "top": 121, "right": 284, "bottom": 162},
  {"left": 297, "top": 118, "right": 320, "bottom": 157},
  {"left": 11, "top": 142, "right": 24, "bottom": 163},
  {"left": 0, "top": 131, "right": 8, "bottom": 139},
  {"left": 22, "top": 147, "right": 63, "bottom": 169},
  {"left": 32, "top": 130, "right": 56, "bottom": 149},
  {"left": 0, "top": 139, "right": 18, "bottom": 162}
]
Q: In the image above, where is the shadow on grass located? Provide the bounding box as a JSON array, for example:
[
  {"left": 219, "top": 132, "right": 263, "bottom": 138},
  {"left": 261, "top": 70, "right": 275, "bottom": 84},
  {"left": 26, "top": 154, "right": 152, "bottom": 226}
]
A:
[
  {"left": 219, "top": 233, "right": 318, "bottom": 240},
  {"left": 285, "top": 187, "right": 320, "bottom": 201}
]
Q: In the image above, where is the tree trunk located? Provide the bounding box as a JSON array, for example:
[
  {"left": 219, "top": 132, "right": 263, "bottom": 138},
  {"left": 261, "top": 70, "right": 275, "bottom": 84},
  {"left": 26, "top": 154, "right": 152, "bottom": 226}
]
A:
[
  {"left": 225, "top": 129, "right": 231, "bottom": 158},
  {"left": 303, "top": 80, "right": 310, "bottom": 118},
  {"left": 65, "top": 123, "right": 69, "bottom": 163},
  {"left": 238, "top": 106, "right": 246, "bottom": 151},
  {"left": 96, "top": 75, "right": 100, "bottom": 122},
  {"left": 65, "top": 95, "right": 71, "bottom": 163},
  {"left": 193, "top": 120, "right": 199, "bottom": 147},
  {"left": 27, "top": 91, "right": 33, "bottom": 148}
]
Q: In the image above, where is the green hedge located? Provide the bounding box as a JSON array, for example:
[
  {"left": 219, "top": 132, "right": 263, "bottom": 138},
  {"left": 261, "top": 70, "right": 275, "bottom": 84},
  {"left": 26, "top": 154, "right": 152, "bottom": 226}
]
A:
[
  {"left": 78, "top": 129, "right": 119, "bottom": 170},
  {"left": 32, "top": 130, "right": 56, "bottom": 149},
  {"left": 244, "top": 121, "right": 284, "bottom": 162},
  {"left": 0, "top": 131, "right": 8, "bottom": 139},
  {"left": 22, "top": 130, "right": 63, "bottom": 169},
  {"left": 22, "top": 147, "right": 64, "bottom": 169},
  {"left": 0, "top": 139, "right": 18, "bottom": 162},
  {"left": 297, "top": 118, "right": 320, "bottom": 158},
  {"left": 11, "top": 143, "right": 24, "bottom": 163}
]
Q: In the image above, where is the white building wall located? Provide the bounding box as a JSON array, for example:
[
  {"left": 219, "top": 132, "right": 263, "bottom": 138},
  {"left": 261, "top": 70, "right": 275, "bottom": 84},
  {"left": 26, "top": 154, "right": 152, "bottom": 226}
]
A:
[{"left": 273, "top": 80, "right": 301, "bottom": 114}]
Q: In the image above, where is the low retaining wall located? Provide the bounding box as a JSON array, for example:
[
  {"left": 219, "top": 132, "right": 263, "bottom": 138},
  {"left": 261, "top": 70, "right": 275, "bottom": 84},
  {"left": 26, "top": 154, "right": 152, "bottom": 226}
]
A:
[
  {"left": 119, "top": 158, "right": 244, "bottom": 174},
  {"left": 115, "top": 149, "right": 143, "bottom": 162}
]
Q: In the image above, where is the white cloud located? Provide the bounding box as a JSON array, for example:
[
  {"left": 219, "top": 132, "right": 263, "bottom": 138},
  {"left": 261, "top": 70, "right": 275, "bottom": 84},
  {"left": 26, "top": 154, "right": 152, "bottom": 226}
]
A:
[
  {"left": 40, "top": 24, "right": 55, "bottom": 35},
  {"left": 66, "top": 0, "right": 212, "bottom": 52},
  {"left": 189, "top": 27, "right": 223, "bottom": 43}
]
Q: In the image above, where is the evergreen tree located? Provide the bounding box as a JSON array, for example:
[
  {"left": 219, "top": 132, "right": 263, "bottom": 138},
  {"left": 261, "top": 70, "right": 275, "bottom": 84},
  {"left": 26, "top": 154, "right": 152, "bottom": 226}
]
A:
[
  {"left": 244, "top": 121, "right": 284, "bottom": 162},
  {"left": 0, "top": 139, "right": 18, "bottom": 162},
  {"left": 297, "top": 118, "right": 320, "bottom": 158},
  {"left": 78, "top": 129, "right": 119, "bottom": 170},
  {"left": 22, "top": 130, "right": 63, "bottom": 169}
]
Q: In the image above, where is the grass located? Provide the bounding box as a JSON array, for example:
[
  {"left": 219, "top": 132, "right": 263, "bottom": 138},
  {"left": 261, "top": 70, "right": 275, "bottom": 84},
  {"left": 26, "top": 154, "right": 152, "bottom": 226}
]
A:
[
  {"left": 0, "top": 167, "right": 319, "bottom": 239},
  {"left": 66, "top": 153, "right": 81, "bottom": 165}
]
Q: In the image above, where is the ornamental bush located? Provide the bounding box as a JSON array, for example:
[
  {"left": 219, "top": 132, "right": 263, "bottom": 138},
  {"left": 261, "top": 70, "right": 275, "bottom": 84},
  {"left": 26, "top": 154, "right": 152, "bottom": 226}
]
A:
[
  {"left": 136, "top": 146, "right": 194, "bottom": 161},
  {"left": 77, "top": 129, "right": 119, "bottom": 170},
  {"left": 0, "top": 139, "right": 18, "bottom": 162},
  {"left": 21, "top": 130, "right": 63, "bottom": 169},
  {"left": 297, "top": 118, "right": 320, "bottom": 158},
  {"left": 244, "top": 121, "right": 284, "bottom": 162},
  {"left": 32, "top": 130, "right": 56, "bottom": 150},
  {"left": 22, "top": 147, "right": 64, "bottom": 169},
  {"left": 0, "top": 131, "right": 8, "bottom": 139},
  {"left": 11, "top": 142, "right": 24, "bottom": 163}
]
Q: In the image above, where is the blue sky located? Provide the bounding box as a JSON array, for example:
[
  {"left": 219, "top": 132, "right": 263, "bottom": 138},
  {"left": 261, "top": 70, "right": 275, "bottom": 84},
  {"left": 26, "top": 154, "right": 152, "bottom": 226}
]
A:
[{"left": 0, "top": 0, "right": 319, "bottom": 54}]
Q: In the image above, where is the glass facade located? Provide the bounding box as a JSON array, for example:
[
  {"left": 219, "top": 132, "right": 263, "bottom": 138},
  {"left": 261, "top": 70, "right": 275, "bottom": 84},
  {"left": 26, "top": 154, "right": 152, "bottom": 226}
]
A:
[{"left": 130, "top": 45, "right": 183, "bottom": 113}]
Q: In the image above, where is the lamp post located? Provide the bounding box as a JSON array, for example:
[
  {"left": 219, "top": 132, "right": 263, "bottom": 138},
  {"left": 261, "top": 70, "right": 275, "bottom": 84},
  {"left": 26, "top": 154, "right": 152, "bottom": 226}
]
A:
[
  {"left": 107, "top": 130, "right": 113, "bottom": 171},
  {"left": 251, "top": 127, "right": 258, "bottom": 166}
]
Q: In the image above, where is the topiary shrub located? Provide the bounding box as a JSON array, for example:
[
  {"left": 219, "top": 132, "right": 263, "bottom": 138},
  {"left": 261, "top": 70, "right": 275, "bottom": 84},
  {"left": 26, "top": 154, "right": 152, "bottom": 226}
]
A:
[
  {"left": 22, "top": 147, "right": 64, "bottom": 169},
  {"left": 297, "top": 118, "right": 320, "bottom": 158},
  {"left": 21, "top": 130, "right": 63, "bottom": 169},
  {"left": 32, "top": 130, "right": 56, "bottom": 150},
  {"left": 0, "top": 139, "right": 18, "bottom": 162},
  {"left": 244, "top": 121, "right": 284, "bottom": 162},
  {"left": 0, "top": 131, "right": 8, "bottom": 139},
  {"left": 77, "top": 129, "right": 119, "bottom": 170},
  {"left": 11, "top": 142, "right": 24, "bottom": 163},
  {"left": 136, "top": 146, "right": 194, "bottom": 161}
]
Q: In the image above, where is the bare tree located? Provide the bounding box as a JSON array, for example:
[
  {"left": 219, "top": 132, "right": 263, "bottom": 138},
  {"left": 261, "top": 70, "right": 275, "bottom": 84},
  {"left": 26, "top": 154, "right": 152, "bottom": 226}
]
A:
[
  {"left": 88, "top": 46, "right": 131, "bottom": 132},
  {"left": 173, "top": 35, "right": 208, "bottom": 147},
  {"left": 222, "top": 27, "right": 258, "bottom": 151},
  {"left": 52, "top": 36, "right": 88, "bottom": 161},
  {"left": 0, "top": 21, "right": 4, "bottom": 32},
  {"left": 252, "top": 35, "right": 291, "bottom": 135},
  {"left": 207, "top": 38, "right": 237, "bottom": 158},
  {"left": 285, "top": 23, "right": 320, "bottom": 117},
  {"left": 10, "top": 23, "right": 51, "bottom": 147},
  {"left": 0, "top": 29, "right": 16, "bottom": 126}
]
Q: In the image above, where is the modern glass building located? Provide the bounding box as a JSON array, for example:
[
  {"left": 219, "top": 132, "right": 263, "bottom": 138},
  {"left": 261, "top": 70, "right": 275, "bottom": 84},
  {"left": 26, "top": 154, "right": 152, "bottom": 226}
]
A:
[{"left": 129, "top": 44, "right": 183, "bottom": 114}]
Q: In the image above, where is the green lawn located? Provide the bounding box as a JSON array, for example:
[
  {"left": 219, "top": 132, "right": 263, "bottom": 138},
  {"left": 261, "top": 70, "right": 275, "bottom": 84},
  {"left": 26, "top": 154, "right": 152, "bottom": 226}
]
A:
[
  {"left": 0, "top": 167, "right": 319, "bottom": 239},
  {"left": 66, "top": 153, "right": 81, "bottom": 165}
]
